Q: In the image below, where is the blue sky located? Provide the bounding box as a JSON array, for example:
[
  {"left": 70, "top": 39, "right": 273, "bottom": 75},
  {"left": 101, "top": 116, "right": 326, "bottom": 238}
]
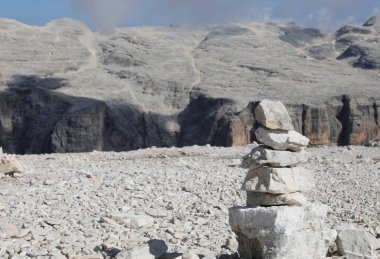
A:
[
  {"left": 0, "top": 0, "right": 78, "bottom": 25},
  {"left": 0, "top": 0, "right": 379, "bottom": 31}
]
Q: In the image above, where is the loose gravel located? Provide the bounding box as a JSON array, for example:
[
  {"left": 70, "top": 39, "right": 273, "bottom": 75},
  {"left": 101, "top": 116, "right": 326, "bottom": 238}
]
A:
[{"left": 0, "top": 145, "right": 379, "bottom": 258}]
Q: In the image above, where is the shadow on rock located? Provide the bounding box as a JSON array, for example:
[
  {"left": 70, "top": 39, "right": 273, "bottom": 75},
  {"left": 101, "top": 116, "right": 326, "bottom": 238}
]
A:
[
  {"left": 0, "top": 74, "right": 180, "bottom": 154},
  {"left": 94, "top": 245, "right": 122, "bottom": 258},
  {"left": 7, "top": 75, "right": 68, "bottom": 90}
]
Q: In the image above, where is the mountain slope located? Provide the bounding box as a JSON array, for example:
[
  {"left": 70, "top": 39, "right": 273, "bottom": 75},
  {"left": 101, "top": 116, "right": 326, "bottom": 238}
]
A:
[{"left": 0, "top": 17, "right": 379, "bottom": 153}]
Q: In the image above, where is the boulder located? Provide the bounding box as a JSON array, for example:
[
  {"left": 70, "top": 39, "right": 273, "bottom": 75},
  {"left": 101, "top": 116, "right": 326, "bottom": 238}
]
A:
[
  {"left": 115, "top": 240, "right": 168, "bottom": 259},
  {"left": 241, "top": 145, "right": 309, "bottom": 169},
  {"left": 255, "top": 99, "right": 294, "bottom": 130},
  {"left": 246, "top": 191, "right": 307, "bottom": 206},
  {"left": 334, "top": 224, "right": 375, "bottom": 259},
  {"left": 242, "top": 166, "right": 312, "bottom": 194},
  {"left": 229, "top": 204, "right": 336, "bottom": 259},
  {"left": 255, "top": 127, "right": 309, "bottom": 151},
  {"left": 0, "top": 156, "right": 24, "bottom": 175}
]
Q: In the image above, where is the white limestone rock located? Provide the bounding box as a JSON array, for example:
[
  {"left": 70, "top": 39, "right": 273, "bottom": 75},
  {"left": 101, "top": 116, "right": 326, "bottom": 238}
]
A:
[
  {"left": 229, "top": 204, "right": 336, "bottom": 259},
  {"left": 242, "top": 166, "right": 313, "bottom": 194},
  {"left": 334, "top": 224, "right": 376, "bottom": 259},
  {"left": 255, "top": 99, "right": 294, "bottom": 130},
  {"left": 0, "top": 156, "right": 24, "bottom": 175},
  {"left": 0, "top": 223, "right": 29, "bottom": 239},
  {"left": 241, "top": 145, "right": 309, "bottom": 169},
  {"left": 246, "top": 191, "right": 307, "bottom": 206},
  {"left": 124, "top": 215, "right": 154, "bottom": 229},
  {"left": 368, "top": 234, "right": 380, "bottom": 251},
  {"left": 182, "top": 250, "right": 200, "bottom": 259},
  {"left": 255, "top": 127, "right": 309, "bottom": 151},
  {"left": 0, "top": 223, "right": 18, "bottom": 239},
  {"left": 115, "top": 240, "right": 168, "bottom": 259}
]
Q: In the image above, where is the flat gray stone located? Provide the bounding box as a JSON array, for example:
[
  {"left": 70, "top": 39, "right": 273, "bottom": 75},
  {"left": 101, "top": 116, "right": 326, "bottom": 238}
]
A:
[
  {"left": 246, "top": 191, "right": 307, "bottom": 206},
  {"left": 242, "top": 166, "right": 312, "bottom": 194},
  {"left": 255, "top": 127, "right": 309, "bottom": 151},
  {"left": 241, "top": 145, "right": 309, "bottom": 169},
  {"left": 255, "top": 99, "right": 294, "bottom": 130}
]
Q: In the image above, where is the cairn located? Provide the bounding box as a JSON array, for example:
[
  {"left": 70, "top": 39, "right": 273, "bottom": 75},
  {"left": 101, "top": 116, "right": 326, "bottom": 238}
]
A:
[{"left": 229, "top": 100, "right": 336, "bottom": 259}]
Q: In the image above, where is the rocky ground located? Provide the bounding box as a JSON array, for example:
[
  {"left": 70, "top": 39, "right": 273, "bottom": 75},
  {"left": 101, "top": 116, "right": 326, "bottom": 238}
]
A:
[{"left": 0, "top": 144, "right": 379, "bottom": 258}]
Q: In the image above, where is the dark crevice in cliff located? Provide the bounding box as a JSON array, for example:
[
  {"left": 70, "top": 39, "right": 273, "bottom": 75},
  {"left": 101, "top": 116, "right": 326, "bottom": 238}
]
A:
[
  {"left": 337, "top": 95, "right": 352, "bottom": 145},
  {"left": 250, "top": 101, "right": 261, "bottom": 142},
  {"left": 301, "top": 104, "right": 308, "bottom": 136},
  {"left": 140, "top": 114, "right": 149, "bottom": 147},
  {"left": 178, "top": 93, "right": 237, "bottom": 147},
  {"left": 373, "top": 102, "right": 379, "bottom": 127}
]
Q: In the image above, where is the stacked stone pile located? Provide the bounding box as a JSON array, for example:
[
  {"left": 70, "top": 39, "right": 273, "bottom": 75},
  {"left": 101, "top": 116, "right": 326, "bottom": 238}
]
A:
[
  {"left": 242, "top": 99, "right": 311, "bottom": 207},
  {"left": 229, "top": 100, "right": 336, "bottom": 259},
  {"left": 0, "top": 147, "right": 24, "bottom": 176}
]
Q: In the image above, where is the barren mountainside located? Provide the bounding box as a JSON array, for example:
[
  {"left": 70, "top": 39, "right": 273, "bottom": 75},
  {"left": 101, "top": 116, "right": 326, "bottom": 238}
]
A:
[{"left": 0, "top": 17, "right": 379, "bottom": 154}]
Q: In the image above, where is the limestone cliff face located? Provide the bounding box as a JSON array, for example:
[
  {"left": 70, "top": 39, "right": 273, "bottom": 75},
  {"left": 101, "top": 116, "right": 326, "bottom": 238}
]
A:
[
  {"left": 0, "top": 17, "right": 379, "bottom": 153},
  {"left": 189, "top": 96, "right": 380, "bottom": 148},
  {"left": 0, "top": 87, "right": 378, "bottom": 154},
  {"left": 289, "top": 97, "right": 380, "bottom": 146},
  {"left": 51, "top": 101, "right": 107, "bottom": 153},
  {"left": 0, "top": 87, "right": 72, "bottom": 154}
]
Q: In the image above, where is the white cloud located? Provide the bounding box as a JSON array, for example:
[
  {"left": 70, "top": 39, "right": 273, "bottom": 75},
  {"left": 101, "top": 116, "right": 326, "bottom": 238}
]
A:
[
  {"left": 70, "top": 0, "right": 136, "bottom": 29},
  {"left": 373, "top": 7, "right": 380, "bottom": 15},
  {"left": 70, "top": 0, "right": 379, "bottom": 31},
  {"left": 274, "top": 0, "right": 378, "bottom": 31}
]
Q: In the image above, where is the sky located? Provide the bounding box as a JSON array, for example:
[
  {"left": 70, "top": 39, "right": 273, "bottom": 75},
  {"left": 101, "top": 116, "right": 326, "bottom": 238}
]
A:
[{"left": 0, "top": 0, "right": 379, "bottom": 31}]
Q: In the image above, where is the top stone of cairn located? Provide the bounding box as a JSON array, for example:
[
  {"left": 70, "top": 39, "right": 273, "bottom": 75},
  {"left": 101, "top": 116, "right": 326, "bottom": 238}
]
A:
[{"left": 255, "top": 99, "right": 294, "bottom": 131}]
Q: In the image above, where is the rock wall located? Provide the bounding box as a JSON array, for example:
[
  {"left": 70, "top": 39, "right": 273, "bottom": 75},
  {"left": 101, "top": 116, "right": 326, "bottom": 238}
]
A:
[
  {"left": 184, "top": 94, "right": 380, "bottom": 148},
  {"left": 0, "top": 86, "right": 180, "bottom": 154},
  {"left": 0, "top": 87, "right": 72, "bottom": 154},
  {"left": 0, "top": 87, "right": 378, "bottom": 154}
]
